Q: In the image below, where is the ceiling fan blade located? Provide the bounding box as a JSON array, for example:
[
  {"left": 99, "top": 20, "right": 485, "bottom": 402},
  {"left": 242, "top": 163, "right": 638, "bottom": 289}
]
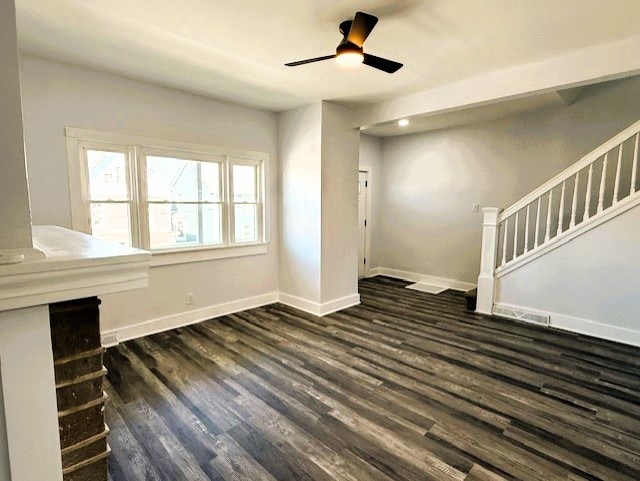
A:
[
  {"left": 363, "top": 53, "right": 403, "bottom": 73},
  {"left": 346, "top": 11, "right": 378, "bottom": 47},
  {"left": 285, "top": 55, "right": 336, "bottom": 67}
]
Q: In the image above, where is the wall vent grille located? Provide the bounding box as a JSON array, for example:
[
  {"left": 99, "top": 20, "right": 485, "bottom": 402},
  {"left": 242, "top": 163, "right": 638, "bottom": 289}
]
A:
[{"left": 493, "top": 305, "right": 550, "bottom": 326}]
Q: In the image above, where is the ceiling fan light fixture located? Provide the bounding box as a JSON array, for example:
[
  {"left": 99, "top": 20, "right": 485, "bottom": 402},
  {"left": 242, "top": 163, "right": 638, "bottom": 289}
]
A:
[
  {"left": 336, "top": 51, "right": 364, "bottom": 66},
  {"left": 336, "top": 44, "right": 364, "bottom": 67},
  {"left": 285, "top": 12, "right": 402, "bottom": 73}
]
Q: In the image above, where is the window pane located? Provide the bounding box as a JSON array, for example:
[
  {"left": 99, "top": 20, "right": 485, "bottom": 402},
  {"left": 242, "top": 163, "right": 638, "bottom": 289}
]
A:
[
  {"left": 87, "top": 150, "right": 129, "bottom": 200},
  {"left": 147, "top": 156, "right": 220, "bottom": 202},
  {"left": 148, "top": 203, "right": 222, "bottom": 249},
  {"left": 233, "top": 165, "right": 256, "bottom": 202},
  {"left": 89, "top": 202, "right": 132, "bottom": 246},
  {"left": 234, "top": 204, "right": 257, "bottom": 242}
]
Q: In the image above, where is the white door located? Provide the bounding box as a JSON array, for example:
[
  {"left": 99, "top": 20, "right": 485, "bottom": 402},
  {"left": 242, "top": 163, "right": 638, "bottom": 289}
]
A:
[{"left": 358, "top": 171, "right": 368, "bottom": 278}]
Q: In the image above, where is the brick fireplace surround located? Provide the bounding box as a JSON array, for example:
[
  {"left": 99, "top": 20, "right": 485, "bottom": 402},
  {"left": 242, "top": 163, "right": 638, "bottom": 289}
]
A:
[{"left": 0, "top": 226, "right": 150, "bottom": 481}]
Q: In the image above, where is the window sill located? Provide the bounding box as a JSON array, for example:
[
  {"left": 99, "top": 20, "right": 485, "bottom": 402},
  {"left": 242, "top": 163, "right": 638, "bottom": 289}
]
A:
[{"left": 149, "top": 242, "right": 268, "bottom": 267}]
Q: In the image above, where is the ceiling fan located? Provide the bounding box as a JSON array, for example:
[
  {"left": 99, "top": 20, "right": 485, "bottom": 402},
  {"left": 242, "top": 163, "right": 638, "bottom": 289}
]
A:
[{"left": 285, "top": 11, "right": 403, "bottom": 74}]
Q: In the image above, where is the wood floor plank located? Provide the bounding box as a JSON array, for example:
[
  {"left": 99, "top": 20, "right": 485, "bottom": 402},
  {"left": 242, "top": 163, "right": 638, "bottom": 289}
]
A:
[{"left": 105, "top": 276, "right": 640, "bottom": 481}]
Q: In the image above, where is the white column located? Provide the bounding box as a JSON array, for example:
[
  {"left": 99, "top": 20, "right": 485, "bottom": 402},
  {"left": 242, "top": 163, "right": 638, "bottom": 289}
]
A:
[
  {"left": 476, "top": 207, "right": 501, "bottom": 315},
  {"left": 0, "top": 306, "right": 63, "bottom": 481},
  {"left": 0, "top": 0, "right": 34, "bottom": 253},
  {"left": 278, "top": 102, "right": 361, "bottom": 315}
]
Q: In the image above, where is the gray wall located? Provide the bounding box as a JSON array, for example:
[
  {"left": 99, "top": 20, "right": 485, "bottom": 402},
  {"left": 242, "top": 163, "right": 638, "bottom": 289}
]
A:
[
  {"left": 363, "top": 76, "right": 640, "bottom": 284},
  {"left": 278, "top": 103, "right": 323, "bottom": 302},
  {"left": 320, "top": 102, "right": 359, "bottom": 303},
  {"left": 278, "top": 101, "right": 360, "bottom": 307}
]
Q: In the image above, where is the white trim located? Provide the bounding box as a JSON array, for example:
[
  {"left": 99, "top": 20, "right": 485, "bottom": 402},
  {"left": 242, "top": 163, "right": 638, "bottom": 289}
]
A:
[
  {"left": 276, "top": 293, "right": 321, "bottom": 316},
  {"left": 65, "top": 127, "right": 267, "bottom": 160},
  {"left": 368, "top": 267, "right": 383, "bottom": 277},
  {"left": 65, "top": 127, "right": 270, "bottom": 263},
  {"left": 358, "top": 166, "right": 373, "bottom": 278},
  {"left": 0, "top": 226, "right": 150, "bottom": 313},
  {"left": 476, "top": 207, "right": 501, "bottom": 314},
  {"left": 102, "top": 290, "right": 362, "bottom": 344},
  {"left": 496, "top": 192, "right": 640, "bottom": 277},
  {"left": 277, "top": 292, "right": 361, "bottom": 317},
  {"left": 493, "top": 302, "right": 640, "bottom": 348},
  {"left": 150, "top": 242, "right": 268, "bottom": 267},
  {"left": 101, "top": 291, "right": 278, "bottom": 345},
  {"left": 318, "top": 294, "right": 361, "bottom": 316},
  {"left": 0, "top": 306, "right": 63, "bottom": 481},
  {"left": 372, "top": 267, "right": 476, "bottom": 291},
  {"left": 499, "top": 120, "right": 640, "bottom": 221}
]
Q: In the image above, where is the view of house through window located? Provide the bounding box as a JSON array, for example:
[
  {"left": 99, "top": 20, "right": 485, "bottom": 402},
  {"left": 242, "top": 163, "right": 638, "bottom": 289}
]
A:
[
  {"left": 81, "top": 142, "right": 264, "bottom": 252},
  {"left": 232, "top": 164, "right": 258, "bottom": 243},
  {"left": 87, "top": 150, "right": 133, "bottom": 246},
  {"left": 146, "top": 155, "right": 223, "bottom": 249}
]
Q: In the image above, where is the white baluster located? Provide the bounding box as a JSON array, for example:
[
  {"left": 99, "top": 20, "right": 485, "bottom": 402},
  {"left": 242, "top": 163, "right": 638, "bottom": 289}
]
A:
[
  {"left": 534, "top": 197, "right": 541, "bottom": 249},
  {"left": 524, "top": 205, "right": 530, "bottom": 253},
  {"left": 501, "top": 219, "right": 508, "bottom": 267},
  {"left": 613, "top": 144, "right": 623, "bottom": 204},
  {"left": 557, "top": 181, "right": 566, "bottom": 234},
  {"left": 584, "top": 163, "right": 593, "bottom": 221},
  {"left": 513, "top": 211, "right": 519, "bottom": 260},
  {"left": 570, "top": 172, "right": 579, "bottom": 229},
  {"left": 632, "top": 133, "right": 639, "bottom": 196},
  {"left": 597, "top": 154, "right": 608, "bottom": 214},
  {"left": 545, "top": 190, "right": 553, "bottom": 243}
]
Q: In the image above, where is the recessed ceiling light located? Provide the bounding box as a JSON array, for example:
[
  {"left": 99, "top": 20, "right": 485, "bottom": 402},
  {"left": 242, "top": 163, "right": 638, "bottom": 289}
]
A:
[{"left": 398, "top": 119, "right": 410, "bottom": 127}]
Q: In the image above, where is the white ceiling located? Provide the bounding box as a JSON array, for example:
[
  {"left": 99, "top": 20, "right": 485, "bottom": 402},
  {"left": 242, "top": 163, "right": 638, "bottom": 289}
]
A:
[
  {"left": 363, "top": 90, "right": 578, "bottom": 137},
  {"left": 16, "top": 0, "right": 640, "bottom": 116}
]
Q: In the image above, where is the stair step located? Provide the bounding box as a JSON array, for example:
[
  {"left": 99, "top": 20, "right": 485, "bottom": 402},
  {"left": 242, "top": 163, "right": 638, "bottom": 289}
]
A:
[{"left": 464, "top": 288, "right": 477, "bottom": 311}]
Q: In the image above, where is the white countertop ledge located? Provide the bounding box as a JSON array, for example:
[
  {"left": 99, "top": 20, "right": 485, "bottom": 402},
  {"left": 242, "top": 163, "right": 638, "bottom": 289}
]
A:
[{"left": 0, "top": 226, "right": 151, "bottom": 312}]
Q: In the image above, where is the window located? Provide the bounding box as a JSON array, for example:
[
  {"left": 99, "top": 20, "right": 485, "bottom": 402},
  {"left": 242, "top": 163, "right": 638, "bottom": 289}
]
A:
[{"left": 67, "top": 129, "right": 268, "bottom": 264}]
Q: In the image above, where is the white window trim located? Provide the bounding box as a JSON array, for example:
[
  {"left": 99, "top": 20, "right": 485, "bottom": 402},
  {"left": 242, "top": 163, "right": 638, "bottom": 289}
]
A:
[{"left": 66, "top": 127, "right": 270, "bottom": 266}]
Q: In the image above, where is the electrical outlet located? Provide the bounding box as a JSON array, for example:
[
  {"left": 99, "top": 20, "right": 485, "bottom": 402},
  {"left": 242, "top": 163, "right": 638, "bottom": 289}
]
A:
[{"left": 186, "top": 293, "right": 194, "bottom": 305}]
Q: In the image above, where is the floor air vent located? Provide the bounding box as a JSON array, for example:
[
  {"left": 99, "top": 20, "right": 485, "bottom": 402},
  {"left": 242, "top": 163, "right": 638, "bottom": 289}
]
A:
[{"left": 493, "top": 305, "right": 550, "bottom": 326}]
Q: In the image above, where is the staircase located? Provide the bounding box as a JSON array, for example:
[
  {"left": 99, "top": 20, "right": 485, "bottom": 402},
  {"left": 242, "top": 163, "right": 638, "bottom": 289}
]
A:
[{"left": 476, "top": 120, "right": 640, "bottom": 340}]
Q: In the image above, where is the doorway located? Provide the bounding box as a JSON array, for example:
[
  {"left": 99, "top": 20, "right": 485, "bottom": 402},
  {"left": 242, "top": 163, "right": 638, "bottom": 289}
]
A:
[{"left": 358, "top": 168, "right": 371, "bottom": 278}]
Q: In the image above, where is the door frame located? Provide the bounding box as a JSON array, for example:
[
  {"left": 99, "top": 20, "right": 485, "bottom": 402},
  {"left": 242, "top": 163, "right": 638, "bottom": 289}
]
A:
[{"left": 358, "top": 166, "right": 373, "bottom": 278}]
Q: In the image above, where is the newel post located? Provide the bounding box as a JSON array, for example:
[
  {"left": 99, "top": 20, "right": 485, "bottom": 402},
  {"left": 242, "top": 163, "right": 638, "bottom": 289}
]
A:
[{"left": 476, "top": 207, "right": 501, "bottom": 314}]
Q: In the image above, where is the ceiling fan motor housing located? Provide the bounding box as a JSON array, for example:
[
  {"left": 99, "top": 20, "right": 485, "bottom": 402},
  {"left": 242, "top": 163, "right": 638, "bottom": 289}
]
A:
[{"left": 336, "top": 42, "right": 363, "bottom": 57}]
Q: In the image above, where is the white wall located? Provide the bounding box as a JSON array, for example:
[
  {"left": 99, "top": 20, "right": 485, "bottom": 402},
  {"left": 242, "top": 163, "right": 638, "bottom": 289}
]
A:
[
  {"left": 19, "top": 54, "right": 279, "bottom": 335},
  {"left": 277, "top": 103, "right": 322, "bottom": 303},
  {"left": 373, "top": 76, "right": 640, "bottom": 285},
  {"left": 320, "top": 102, "right": 359, "bottom": 303},
  {"left": 496, "top": 203, "right": 640, "bottom": 345},
  {"left": 358, "top": 135, "right": 383, "bottom": 268}
]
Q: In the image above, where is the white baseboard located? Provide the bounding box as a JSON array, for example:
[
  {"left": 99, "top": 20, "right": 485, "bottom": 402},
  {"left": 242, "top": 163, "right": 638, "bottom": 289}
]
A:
[
  {"left": 493, "top": 302, "right": 640, "bottom": 348},
  {"left": 101, "top": 291, "right": 278, "bottom": 345},
  {"left": 101, "top": 290, "right": 362, "bottom": 345},
  {"left": 370, "top": 267, "right": 476, "bottom": 292},
  {"left": 277, "top": 292, "right": 360, "bottom": 316},
  {"left": 369, "top": 267, "right": 383, "bottom": 277}
]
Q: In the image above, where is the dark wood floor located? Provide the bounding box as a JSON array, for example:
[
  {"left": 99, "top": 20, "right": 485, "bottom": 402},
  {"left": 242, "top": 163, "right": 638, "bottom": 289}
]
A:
[{"left": 105, "top": 276, "right": 640, "bottom": 481}]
